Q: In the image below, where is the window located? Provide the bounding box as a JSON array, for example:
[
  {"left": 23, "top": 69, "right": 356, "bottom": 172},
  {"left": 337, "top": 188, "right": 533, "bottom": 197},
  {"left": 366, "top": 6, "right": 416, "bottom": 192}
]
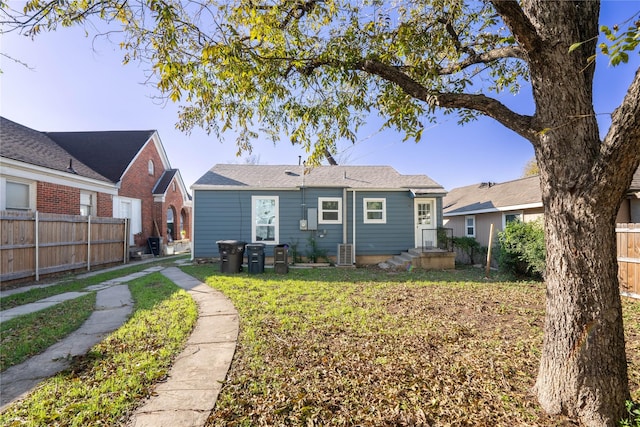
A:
[
  {"left": 318, "top": 197, "right": 342, "bottom": 224},
  {"left": 167, "top": 207, "right": 175, "bottom": 241},
  {"left": 80, "top": 191, "right": 96, "bottom": 216},
  {"left": 148, "top": 160, "right": 155, "bottom": 175},
  {"left": 503, "top": 212, "right": 523, "bottom": 228},
  {"left": 252, "top": 196, "right": 279, "bottom": 242},
  {"left": 465, "top": 215, "right": 476, "bottom": 237},
  {"left": 3, "top": 180, "right": 33, "bottom": 211},
  {"left": 363, "top": 198, "right": 386, "bottom": 224}
]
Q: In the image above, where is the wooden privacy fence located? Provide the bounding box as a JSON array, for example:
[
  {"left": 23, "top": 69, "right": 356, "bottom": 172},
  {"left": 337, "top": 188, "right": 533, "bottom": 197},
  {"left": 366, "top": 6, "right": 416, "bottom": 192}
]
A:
[
  {"left": 617, "top": 223, "right": 640, "bottom": 299},
  {"left": 0, "top": 211, "right": 128, "bottom": 283}
]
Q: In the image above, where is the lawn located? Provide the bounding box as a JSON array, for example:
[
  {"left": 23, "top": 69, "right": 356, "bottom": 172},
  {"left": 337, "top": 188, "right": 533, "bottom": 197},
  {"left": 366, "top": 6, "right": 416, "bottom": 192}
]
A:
[
  {"left": 182, "top": 265, "right": 640, "bottom": 427},
  {"left": 0, "top": 273, "right": 197, "bottom": 426},
  {"left": 1, "top": 264, "right": 637, "bottom": 425}
]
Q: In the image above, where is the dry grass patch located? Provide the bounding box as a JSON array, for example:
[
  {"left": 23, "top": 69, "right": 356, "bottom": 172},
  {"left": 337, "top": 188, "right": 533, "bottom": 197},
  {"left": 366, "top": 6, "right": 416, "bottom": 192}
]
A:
[{"left": 182, "top": 266, "right": 639, "bottom": 426}]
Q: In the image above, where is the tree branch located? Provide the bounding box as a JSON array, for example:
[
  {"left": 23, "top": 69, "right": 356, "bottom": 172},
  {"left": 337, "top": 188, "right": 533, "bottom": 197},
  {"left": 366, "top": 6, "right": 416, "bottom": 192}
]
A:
[
  {"left": 597, "top": 67, "right": 640, "bottom": 194},
  {"left": 437, "top": 45, "right": 526, "bottom": 75},
  {"left": 356, "top": 58, "right": 536, "bottom": 140},
  {"left": 490, "top": 0, "right": 542, "bottom": 54}
]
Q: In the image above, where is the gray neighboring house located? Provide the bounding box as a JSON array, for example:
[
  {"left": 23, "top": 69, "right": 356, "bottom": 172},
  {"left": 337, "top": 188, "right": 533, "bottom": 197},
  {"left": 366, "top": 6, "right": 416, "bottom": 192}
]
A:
[
  {"left": 191, "top": 164, "right": 447, "bottom": 265},
  {"left": 619, "top": 167, "right": 640, "bottom": 224},
  {"left": 443, "top": 169, "right": 640, "bottom": 248},
  {"left": 443, "top": 176, "right": 544, "bottom": 248}
]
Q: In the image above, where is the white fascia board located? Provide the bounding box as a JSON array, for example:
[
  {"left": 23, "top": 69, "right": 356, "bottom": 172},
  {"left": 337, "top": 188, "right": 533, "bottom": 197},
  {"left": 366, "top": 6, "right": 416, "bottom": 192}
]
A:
[
  {"left": 344, "top": 188, "right": 412, "bottom": 192},
  {"left": 151, "top": 131, "right": 172, "bottom": 170},
  {"left": 154, "top": 194, "right": 166, "bottom": 203},
  {"left": 190, "top": 185, "right": 300, "bottom": 191},
  {"left": 173, "top": 169, "right": 192, "bottom": 204},
  {"left": 0, "top": 157, "right": 118, "bottom": 195},
  {"left": 120, "top": 131, "right": 170, "bottom": 180},
  {"left": 443, "top": 202, "right": 543, "bottom": 217}
]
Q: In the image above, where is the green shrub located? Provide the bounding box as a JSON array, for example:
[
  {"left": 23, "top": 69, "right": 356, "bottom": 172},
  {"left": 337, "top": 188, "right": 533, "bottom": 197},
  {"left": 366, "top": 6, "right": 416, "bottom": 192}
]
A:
[
  {"left": 306, "top": 236, "right": 329, "bottom": 263},
  {"left": 452, "top": 236, "right": 486, "bottom": 265},
  {"left": 496, "top": 219, "right": 545, "bottom": 279}
]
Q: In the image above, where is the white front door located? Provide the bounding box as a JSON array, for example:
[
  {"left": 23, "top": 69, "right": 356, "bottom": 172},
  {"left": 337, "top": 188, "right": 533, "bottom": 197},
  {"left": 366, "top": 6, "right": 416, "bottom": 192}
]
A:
[{"left": 414, "top": 199, "right": 436, "bottom": 248}]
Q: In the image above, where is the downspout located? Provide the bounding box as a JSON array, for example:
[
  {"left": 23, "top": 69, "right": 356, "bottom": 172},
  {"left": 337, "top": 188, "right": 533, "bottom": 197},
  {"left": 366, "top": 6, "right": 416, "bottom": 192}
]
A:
[
  {"left": 190, "top": 190, "right": 195, "bottom": 261},
  {"left": 352, "top": 190, "right": 356, "bottom": 264},
  {"left": 342, "top": 187, "right": 347, "bottom": 244}
]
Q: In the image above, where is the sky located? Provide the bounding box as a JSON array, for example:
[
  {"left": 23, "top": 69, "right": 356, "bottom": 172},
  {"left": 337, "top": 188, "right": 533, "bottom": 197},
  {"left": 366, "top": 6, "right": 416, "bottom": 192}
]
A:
[{"left": 1, "top": 1, "right": 639, "bottom": 191}]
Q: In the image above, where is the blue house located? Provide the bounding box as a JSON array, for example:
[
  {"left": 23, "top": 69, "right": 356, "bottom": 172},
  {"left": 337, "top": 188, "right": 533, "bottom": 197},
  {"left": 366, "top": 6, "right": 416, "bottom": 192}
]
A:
[{"left": 191, "top": 164, "right": 448, "bottom": 266}]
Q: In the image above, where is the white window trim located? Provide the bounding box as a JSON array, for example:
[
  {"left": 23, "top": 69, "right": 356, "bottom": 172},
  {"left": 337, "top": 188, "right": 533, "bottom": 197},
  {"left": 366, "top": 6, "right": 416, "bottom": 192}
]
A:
[
  {"left": 502, "top": 211, "right": 523, "bottom": 228},
  {"left": 251, "top": 195, "right": 279, "bottom": 243},
  {"left": 80, "top": 190, "right": 96, "bottom": 216},
  {"left": 318, "top": 197, "right": 342, "bottom": 224},
  {"left": 363, "top": 197, "right": 386, "bottom": 224},
  {"left": 148, "top": 160, "right": 155, "bottom": 175},
  {"left": 465, "top": 215, "right": 476, "bottom": 237},
  {"left": 1, "top": 177, "right": 36, "bottom": 211}
]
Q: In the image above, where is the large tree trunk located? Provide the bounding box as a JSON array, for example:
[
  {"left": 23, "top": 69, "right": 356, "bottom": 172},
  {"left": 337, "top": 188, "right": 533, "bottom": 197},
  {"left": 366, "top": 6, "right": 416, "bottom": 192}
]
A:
[
  {"left": 535, "top": 188, "right": 629, "bottom": 426},
  {"left": 505, "top": 1, "right": 638, "bottom": 425}
]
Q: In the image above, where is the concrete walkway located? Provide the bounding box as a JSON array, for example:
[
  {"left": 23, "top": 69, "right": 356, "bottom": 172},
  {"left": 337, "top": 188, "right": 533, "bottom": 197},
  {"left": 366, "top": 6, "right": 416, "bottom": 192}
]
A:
[
  {"left": 0, "top": 284, "right": 134, "bottom": 407},
  {"left": 0, "top": 263, "right": 239, "bottom": 427},
  {"left": 127, "top": 267, "right": 239, "bottom": 427}
]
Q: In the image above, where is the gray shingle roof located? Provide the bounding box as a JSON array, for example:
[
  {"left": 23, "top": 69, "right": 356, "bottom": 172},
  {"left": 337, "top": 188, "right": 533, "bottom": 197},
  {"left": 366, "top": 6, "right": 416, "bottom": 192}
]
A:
[
  {"left": 630, "top": 166, "right": 640, "bottom": 192},
  {"left": 153, "top": 169, "right": 178, "bottom": 195},
  {"left": 46, "top": 130, "right": 156, "bottom": 183},
  {"left": 193, "top": 164, "right": 445, "bottom": 192},
  {"left": 443, "top": 175, "right": 542, "bottom": 216},
  {"left": 0, "top": 117, "right": 111, "bottom": 182}
]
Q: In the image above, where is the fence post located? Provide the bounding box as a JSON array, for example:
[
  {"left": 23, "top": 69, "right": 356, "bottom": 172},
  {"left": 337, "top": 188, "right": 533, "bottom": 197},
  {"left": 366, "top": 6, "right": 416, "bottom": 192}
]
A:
[
  {"left": 87, "top": 215, "right": 91, "bottom": 271},
  {"left": 123, "top": 218, "right": 129, "bottom": 264},
  {"left": 35, "top": 210, "right": 40, "bottom": 281},
  {"left": 485, "top": 223, "right": 494, "bottom": 279}
]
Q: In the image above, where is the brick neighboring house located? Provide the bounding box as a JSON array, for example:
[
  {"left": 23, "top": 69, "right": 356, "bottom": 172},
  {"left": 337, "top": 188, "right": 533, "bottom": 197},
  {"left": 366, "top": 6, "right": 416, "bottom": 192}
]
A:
[
  {"left": 0, "top": 117, "right": 117, "bottom": 215},
  {"left": 0, "top": 116, "right": 192, "bottom": 254}
]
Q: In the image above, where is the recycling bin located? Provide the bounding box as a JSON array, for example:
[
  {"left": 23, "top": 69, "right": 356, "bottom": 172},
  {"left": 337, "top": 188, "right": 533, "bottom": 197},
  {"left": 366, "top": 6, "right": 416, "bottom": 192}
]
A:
[
  {"left": 274, "top": 244, "right": 289, "bottom": 274},
  {"left": 217, "top": 240, "right": 246, "bottom": 273},
  {"left": 246, "top": 243, "right": 265, "bottom": 274}
]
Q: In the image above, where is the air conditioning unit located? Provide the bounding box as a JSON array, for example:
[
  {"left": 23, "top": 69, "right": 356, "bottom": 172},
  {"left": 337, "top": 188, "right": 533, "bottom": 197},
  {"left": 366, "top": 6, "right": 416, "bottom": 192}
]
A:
[{"left": 337, "top": 244, "right": 354, "bottom": 266}]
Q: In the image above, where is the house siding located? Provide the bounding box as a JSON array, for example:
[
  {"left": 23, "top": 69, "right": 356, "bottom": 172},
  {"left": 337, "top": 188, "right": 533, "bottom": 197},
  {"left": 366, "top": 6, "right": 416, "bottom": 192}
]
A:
[
  {"left": 193, "top": 185, "right": 445, "bottom": 261},
  {"left": 346, "top": 191, "right": 412, "bottom": 255},
  {"left": 445, "top": 207, "right": 545, "bottom": 248},
  {"left": 194, "top": 188, "right": 347, "bottom": 258}
]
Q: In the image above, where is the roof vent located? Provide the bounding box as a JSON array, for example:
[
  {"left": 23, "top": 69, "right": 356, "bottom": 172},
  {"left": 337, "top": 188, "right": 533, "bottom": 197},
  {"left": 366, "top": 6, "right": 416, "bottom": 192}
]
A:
[
  {"left": 479, "top": 181, "right": 495, "bottom": 188},
  {"left": 67, "top": 159, "right": 78, "bottom": 174}
]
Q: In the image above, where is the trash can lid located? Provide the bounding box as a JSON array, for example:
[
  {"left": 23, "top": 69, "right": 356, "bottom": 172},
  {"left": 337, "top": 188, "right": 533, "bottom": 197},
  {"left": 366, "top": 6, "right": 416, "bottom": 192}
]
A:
[
  {"left": 217, "top": 240, "right": 247, "bottom": 245},
  {"left": 246, "top": 243, "right": 266, "bottom": 248}
]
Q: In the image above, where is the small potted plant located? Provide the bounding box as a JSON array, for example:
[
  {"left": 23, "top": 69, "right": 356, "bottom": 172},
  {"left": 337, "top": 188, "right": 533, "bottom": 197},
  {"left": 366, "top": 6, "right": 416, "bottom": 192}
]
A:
[{"left": 180, "top": 230, "right": 187, "bottom": 240}]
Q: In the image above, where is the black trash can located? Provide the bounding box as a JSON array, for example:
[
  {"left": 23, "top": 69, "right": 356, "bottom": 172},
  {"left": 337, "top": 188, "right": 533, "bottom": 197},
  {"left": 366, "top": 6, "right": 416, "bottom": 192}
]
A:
[
  {"left": 217, "top": 240, "right": 246, "bottom": 273},
  {"left": 147, "top": 237, "right": 161, "bottom": 257},
  {"left": 274, "top": 244, "right": 289, "bottom": 274},
  {"left": 246, "top": 243, "right": 265, "bottom": 274}
]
